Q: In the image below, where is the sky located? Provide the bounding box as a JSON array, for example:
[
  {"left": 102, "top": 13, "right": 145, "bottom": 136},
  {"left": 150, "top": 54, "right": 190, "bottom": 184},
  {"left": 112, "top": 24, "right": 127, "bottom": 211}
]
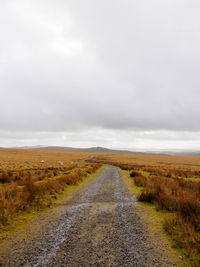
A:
[{"left": 1, "top": 0, "right": 200, "bottom": 151}]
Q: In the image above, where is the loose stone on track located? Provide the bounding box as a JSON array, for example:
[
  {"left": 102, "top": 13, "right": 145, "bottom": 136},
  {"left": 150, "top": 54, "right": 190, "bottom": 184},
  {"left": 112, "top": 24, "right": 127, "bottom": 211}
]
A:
[{"left": 1, "top": 166, "right": 184, "bottom": 266}]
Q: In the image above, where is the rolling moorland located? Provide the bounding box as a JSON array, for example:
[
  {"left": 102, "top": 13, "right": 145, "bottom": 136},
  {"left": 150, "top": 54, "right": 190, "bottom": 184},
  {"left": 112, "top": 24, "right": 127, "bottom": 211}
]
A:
[
  {"left": 0, "top": 148, "right": 102, "bottom": 227},
  {"left": 13, "top": 145, "right": 200, "bottom": 156},
  {"left": 0, "top": 148, "right": 199, "bottom": 266}
]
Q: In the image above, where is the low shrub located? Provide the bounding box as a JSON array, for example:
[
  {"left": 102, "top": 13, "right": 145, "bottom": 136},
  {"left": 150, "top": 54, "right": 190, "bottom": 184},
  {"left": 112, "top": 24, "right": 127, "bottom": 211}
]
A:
[
  {"left": 0, "top": 163, "right": 102, "bottom": 227},
  {"left": 138, "top": 189, "right": 156, "bottom": 203},
  {"left": 132, "top": 171, "right": 200, "bottom": 263},
  {"left": 134, "top": 174, "right": 147, "bottom": 187},
  {"left": 164, "top": 215, "right": 200, "bottom": 264},
  {"left": 178, "top": 193, "right": 200, "bottom": 230},
  {"left": 0, "top": 172, "right": 12, "bottom": 183}
]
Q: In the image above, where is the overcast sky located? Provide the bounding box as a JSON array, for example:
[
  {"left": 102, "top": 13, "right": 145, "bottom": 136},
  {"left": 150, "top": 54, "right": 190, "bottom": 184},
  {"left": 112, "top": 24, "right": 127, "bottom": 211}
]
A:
[{"left": 1, "top": 0, "right": 200, "bottom": 151}]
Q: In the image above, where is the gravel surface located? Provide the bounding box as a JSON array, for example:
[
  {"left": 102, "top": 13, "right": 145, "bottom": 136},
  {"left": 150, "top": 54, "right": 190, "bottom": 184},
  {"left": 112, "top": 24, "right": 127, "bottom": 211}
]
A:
[{"left": 0, "top": 166, "right": 184, "bottom": 266}]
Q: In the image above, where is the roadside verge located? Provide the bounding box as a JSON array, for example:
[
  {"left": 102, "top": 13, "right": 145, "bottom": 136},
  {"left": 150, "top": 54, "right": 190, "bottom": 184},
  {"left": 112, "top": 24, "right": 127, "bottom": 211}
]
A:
[{"left": 121, "top": 169, "right": 188, "bottom": 267}]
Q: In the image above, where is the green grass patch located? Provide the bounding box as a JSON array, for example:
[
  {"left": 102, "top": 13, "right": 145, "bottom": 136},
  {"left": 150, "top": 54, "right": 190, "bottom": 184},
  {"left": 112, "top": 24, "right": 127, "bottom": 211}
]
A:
[{"left": 137, "top": 170, "right": 152, "bottom": 178}]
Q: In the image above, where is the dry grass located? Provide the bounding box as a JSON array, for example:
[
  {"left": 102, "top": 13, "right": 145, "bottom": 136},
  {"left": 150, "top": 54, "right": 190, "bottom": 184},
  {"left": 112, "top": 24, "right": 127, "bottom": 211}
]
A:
[
  {"left": 0, "top": 148, "right": 102, "bottom": 171},
  {"left": 90, "top": 153, "right": 200, "bottom": 168},
  {"left": 89, "top": 154, "right": 200, "bottom": 181},
  {"left": 0, "top": 149, "right": 101, "bottom": 228},
  {"left": 88, "top": 154, "right": 200, "bottom": 265},
  {"left": 1, "top": 149, "right": 200, "bottom": 264},
  {"left": 134, "top": 176, "right": 200, "bottom": 264}
]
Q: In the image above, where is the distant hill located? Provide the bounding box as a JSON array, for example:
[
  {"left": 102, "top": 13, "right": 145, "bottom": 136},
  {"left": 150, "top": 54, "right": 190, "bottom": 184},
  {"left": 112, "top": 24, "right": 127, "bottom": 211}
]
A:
[
  {"left": 16, "top": 146, "right": 145, "bottom": 154},
  {"left": 9, "top": 146, "right": 200, "bottom": 156}
]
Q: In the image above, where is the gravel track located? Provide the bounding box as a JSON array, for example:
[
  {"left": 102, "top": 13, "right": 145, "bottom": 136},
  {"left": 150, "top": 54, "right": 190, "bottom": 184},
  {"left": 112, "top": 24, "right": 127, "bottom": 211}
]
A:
[{"left": 0, "top": 166, "right": 184, "bottom": 266}]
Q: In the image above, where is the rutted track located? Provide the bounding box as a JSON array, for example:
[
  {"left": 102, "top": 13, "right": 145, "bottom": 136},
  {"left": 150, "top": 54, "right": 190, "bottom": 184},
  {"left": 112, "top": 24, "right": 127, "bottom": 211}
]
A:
[{"left": 0, "top": 166, "right": 184, "bottom": 266}]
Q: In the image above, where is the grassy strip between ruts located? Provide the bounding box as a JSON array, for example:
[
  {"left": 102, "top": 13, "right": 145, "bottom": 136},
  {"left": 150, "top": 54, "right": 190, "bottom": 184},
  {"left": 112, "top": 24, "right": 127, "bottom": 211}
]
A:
[
  {"left": 0, "top": 165, "right": 104, "bottom": 239},
  {"left": 121, "top": 169, "right": 191, "bottom": 267}
]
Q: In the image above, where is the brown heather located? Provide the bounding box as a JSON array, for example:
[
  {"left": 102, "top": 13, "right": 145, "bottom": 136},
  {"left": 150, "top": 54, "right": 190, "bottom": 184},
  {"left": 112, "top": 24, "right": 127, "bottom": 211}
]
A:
[
  {"left": 88, "top": 154, "right": 200, "bottom": 265},
  {"left": 133, "top": 175, "right": 200, "bottom": 264},
  {"left": 1, "top": 149, "right": 200, "bottom": 264},
  {"left": 0, "top": 149, "right": 102, "bottom": 227}
]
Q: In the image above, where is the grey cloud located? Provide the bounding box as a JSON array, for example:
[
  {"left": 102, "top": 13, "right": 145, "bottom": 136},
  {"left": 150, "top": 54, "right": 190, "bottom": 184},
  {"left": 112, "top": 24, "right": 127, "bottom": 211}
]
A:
[{"left": 1, "top": 0, "right": 200, "bottom": 149}]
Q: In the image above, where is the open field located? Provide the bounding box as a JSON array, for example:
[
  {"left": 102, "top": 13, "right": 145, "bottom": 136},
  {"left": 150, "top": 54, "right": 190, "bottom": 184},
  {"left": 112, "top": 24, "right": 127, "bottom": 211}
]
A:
[
  {"left": 0, "top": 149, "right": 199, "bottom": 265},
  {"left": 88, "top": 153, "right": 200, "bottom": 266},
  {"left": 0, "top": 148, "right": 100, "bottom": 171},
  {"left": 89, "top": 152, "right": 200, "bottom": 168},
  {"left": 0, "top": 148, "right": 101, "bottom": 228}
]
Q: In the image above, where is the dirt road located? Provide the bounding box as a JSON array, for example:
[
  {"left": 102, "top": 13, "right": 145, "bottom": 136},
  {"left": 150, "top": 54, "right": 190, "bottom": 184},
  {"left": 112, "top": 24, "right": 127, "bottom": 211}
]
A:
[{"left": 0, "top": 166, "right": 184, "bottom": 266}]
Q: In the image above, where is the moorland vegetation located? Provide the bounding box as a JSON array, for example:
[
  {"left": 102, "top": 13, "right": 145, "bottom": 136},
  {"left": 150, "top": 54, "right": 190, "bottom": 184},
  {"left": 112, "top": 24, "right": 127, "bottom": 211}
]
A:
[
  {"left": 88, "top": 154, "right": 200, "bottom": 265},
  {"left": 0, "top": 149, "right": 101, "bottom": 227}
]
